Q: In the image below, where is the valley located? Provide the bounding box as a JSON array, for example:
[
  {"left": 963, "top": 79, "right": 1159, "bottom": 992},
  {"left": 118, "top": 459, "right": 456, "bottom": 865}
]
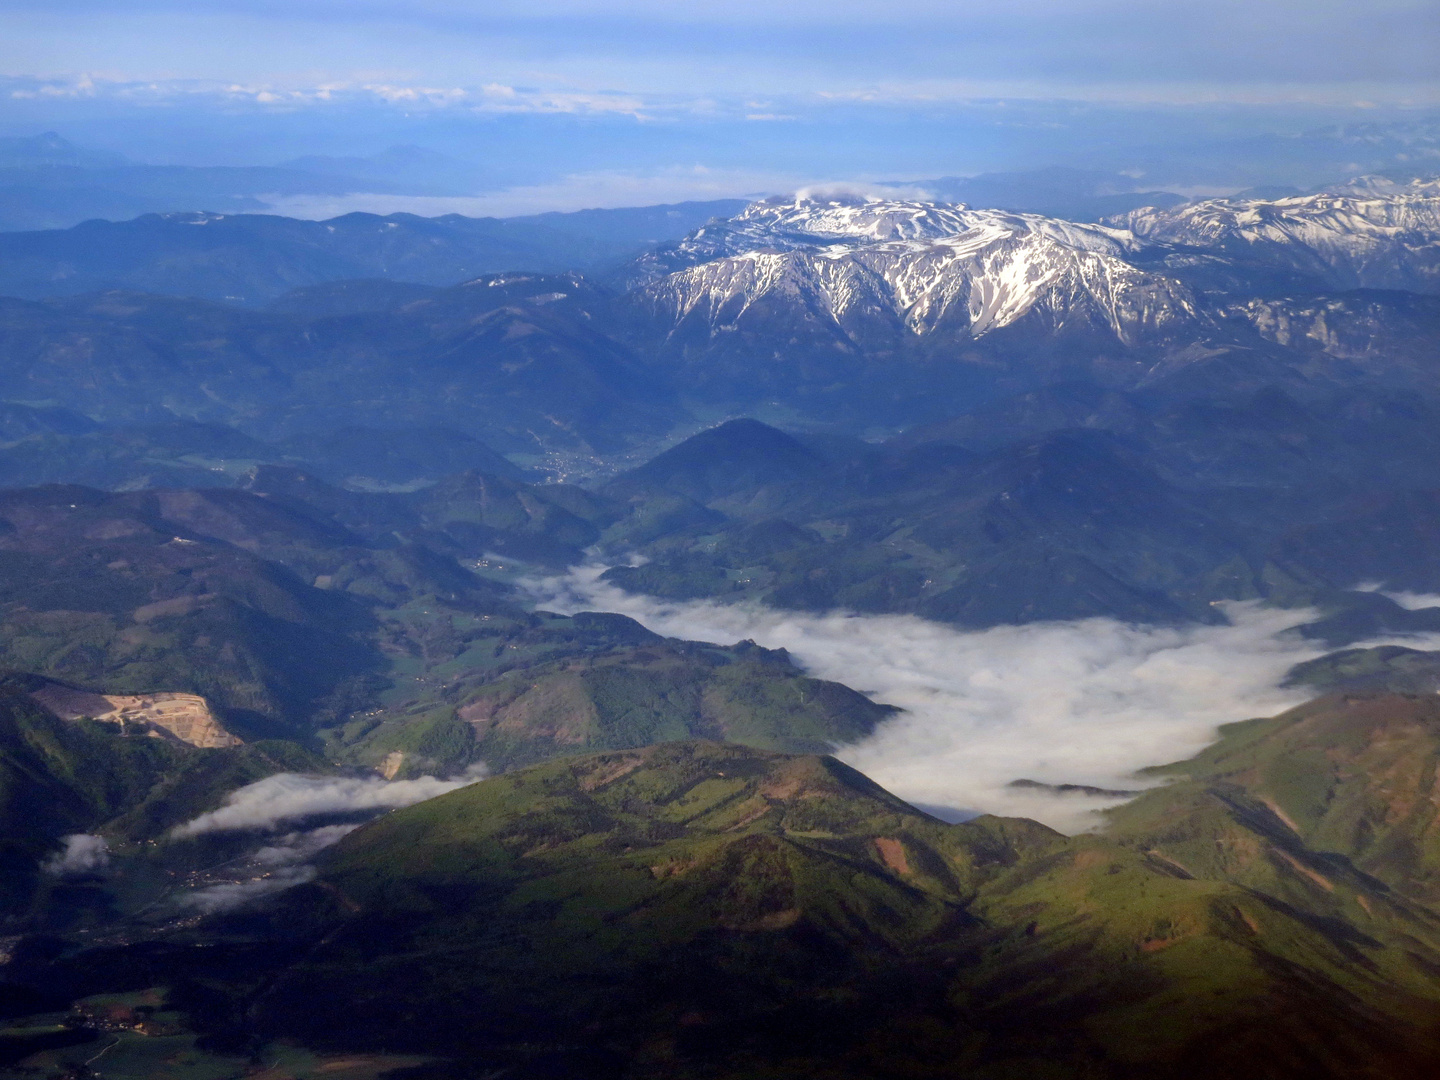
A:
[{"left": 0, "top": 178, "right": 1439, "bottom": 1077}]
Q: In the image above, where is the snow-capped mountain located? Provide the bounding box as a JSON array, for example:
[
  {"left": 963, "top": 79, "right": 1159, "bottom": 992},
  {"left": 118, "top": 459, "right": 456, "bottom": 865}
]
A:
[
  {"left": 1316, "top": 175, "right": 1440, "bottom": 198},
  {"left": 629, "top": 195, "right": 1197, "bottom": 347},
  {"left": 628, "top": 194, "right": 1143, "bottom": 280},
  {"left": 1114, "top": 180, "right": 1440, "bottom": 293}
]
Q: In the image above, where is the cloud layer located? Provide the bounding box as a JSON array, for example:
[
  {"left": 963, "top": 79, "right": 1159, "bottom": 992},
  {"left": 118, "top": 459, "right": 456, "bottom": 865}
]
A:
[
  {"left": 523, "top": 566, "right": 1440, "bottom": 832},
  {"left": 262, "top": 166, "right": 788, "bottom": 219}
]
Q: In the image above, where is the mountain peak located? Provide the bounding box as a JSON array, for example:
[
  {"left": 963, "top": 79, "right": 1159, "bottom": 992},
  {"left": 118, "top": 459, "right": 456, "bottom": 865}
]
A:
[
  {"left": 1112, "top": 179, "right": 1440, "bottom": 293},
  {"left": 610, "top": 419, "right": 824, "bottom": 503}
]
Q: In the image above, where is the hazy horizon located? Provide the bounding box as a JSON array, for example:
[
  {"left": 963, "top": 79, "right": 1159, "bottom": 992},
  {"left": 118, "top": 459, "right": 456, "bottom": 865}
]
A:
[{"left": 1, "top": 0, "right": 1436, "bottom": 215}]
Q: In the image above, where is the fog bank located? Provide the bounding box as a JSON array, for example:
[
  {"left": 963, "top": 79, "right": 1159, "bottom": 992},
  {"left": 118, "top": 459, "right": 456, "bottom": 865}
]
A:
[{"left": 522, "top": 566, "right": 1438, "bottom": 832}]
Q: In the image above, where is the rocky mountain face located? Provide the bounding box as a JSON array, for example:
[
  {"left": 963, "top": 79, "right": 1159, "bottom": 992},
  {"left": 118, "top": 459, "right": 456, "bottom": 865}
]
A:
[
  {"left": 1116, "top": 178, "right": 1440, "bottom": 293},
  {"left": 608, "top": 185, "right": 1440, "bottom": 423},
  {"left": 627, "top": 195, "right": 1201, "bottom": 354}
]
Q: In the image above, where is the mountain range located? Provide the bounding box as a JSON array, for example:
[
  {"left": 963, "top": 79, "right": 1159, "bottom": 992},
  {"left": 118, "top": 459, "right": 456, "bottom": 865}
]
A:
[
  {"left": 0, "top": 179, "right": 1433, "bottom": 453},
  {"left": 0, "top": 202, "right": 749, "bottom": 304},
  {"left": 2, "top": 175, "right": 1440, "bottom": 1076}
]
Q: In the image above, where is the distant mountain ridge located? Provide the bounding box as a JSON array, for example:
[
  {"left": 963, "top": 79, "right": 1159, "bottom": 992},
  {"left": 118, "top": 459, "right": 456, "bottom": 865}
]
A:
[
  {"left": 0, "top": 201, "right": 748, "bottom": 304},
  {"left": 1117, "top": 177, "right": 1440, "bottom": 293},
  {"left": 627, "top": 183, "right": 1440, "bottom": 351},
  {"left": 0, "top": 179, "right": 1436, "bottom": 478},
  {"left": 628, "top": 195, "right": 1201, "bottom": 349}
]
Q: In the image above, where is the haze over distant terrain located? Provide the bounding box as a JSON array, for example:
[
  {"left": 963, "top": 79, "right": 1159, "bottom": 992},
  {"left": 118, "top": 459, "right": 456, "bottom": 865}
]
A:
[{"left": 0, "top": 0, "right": 1436, "bottom": 217}]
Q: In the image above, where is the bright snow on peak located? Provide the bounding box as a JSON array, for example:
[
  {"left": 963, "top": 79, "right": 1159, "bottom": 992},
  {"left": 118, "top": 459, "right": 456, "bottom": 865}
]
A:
[{"left": 624, "top": 178, "right": 1439, "bottom": 350}]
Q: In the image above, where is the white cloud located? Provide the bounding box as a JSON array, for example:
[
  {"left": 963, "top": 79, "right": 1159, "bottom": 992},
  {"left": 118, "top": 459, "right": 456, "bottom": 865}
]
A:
[
  {"left": 41, "top": 834, "right": 110, "bottom": 877},
  {"left": 521, "top": 565, "right": 1440, "bottom": 832},
  {"left": 171, "top": 824, "right": 363, "bottom": 913},
  {"left": 1383, "top": 591, "right": 1440, "bottom": 611},
  {"left": 172, "top": 766, "right": 487, "bottom": 838},
  {"left": 1354, "top": 582, "right": 1440, "bottom": 612},
  {"left": 174, "top": 823, "right": 365, "bottom": 912},
  {"left": 0, "top": 75, "right": 656, "bottom": 116},
  {"left": 251, "top": 823, "right": 363, "bottom": 865},
  {"left": 179, "top": 866, "right": 318, "bottom": 913},
  {"left": 793, "top": 181, "right": 937, "bottom": 202},
  {"left": 2, "top": 0, "right": 1434, "bottom": 110}
]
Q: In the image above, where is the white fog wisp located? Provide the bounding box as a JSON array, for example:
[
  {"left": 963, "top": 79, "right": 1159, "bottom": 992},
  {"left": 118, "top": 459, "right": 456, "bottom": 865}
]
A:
[
  {"left": 521, "top": 565, "right": 1440, "bottom": 832},
  {"left": 171, "top": 766, "right": 488, "bottom": 838},
  {"left": 168, "top": 773, "right": 489, "bottom": 912},
  {"left": 1384, "top": 591, "right": 1440, "bottom": 612},
  {"left": 175, "top": 824, "right": 364, "bottom": 913},
  {"left": 178, "top": 867, "right": 319, "bottom": 914},
  {"left": 42, "top": 834, "right": 110, "bottom": 877}
]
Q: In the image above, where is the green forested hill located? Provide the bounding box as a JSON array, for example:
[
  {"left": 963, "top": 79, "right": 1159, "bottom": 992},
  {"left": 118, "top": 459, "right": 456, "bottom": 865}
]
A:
[
  {"left": 9, "top": 692, "right": 1440, "bottom": 1077},
  {"left": 0, "top": 477, "right": 909, "bottom": 940},
  {"left": 160, "top": 695, "right": 1440, "bottom": 1079},
  {"left": 593, "top": 409, "right": 1440, "bottom": 634},
  {"left": 0, "top": 682, "right": 324, "bottom": 921}
]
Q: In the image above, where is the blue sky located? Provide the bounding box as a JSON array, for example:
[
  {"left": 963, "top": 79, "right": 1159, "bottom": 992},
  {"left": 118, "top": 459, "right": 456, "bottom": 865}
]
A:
[
  {"left": 0, "top": 0, "right": 1436, "bottom": 210},
  {"left": 4, "top": 0, "right": 1436, "bottom": 100}
]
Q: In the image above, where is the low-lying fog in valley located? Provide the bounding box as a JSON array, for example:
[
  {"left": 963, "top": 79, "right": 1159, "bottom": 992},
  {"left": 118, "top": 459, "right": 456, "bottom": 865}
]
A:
[
  {"left": 522, "top": 565, "right": 1440, "bottom": 831},
  {"left": 72, "top": 574, "right": 1440, "bottom": 918}
]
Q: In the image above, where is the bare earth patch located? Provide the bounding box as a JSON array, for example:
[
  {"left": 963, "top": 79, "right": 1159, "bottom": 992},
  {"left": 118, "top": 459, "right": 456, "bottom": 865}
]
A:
[
  {"left": 29, "top": 682, "right": 240, "bottom": 748},
  {"left": 874, "top": 837, "right": 910, "bottom": 875}
]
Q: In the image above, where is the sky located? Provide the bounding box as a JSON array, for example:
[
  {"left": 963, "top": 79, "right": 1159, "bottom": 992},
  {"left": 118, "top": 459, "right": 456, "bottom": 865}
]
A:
[{"left": 0, "top": 0, "right": 1437, "bottom": 209}]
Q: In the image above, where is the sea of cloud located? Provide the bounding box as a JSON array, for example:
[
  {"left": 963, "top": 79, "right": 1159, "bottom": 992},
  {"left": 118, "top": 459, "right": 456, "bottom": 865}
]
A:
[{"left": 521, "top": 564, "right": 1440, "bottom": 832}]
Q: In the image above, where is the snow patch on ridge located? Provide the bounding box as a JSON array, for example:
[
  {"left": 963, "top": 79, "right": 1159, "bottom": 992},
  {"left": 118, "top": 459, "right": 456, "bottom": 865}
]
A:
[
  {"left": 1114, "top": 182, "right": 1440, "bottom": 293},
  {"left": 630, "top": 193, "right": 1197, "bottom": 345}
]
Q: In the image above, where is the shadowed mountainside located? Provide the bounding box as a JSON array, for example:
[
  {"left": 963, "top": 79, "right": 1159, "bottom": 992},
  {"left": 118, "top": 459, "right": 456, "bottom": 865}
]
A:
[
  {"left": 593, "top": 414, "right": 1440, "bottom": 633},
  {"left": 26, "top": 696, "right": 1440, "bottom": 1078}
]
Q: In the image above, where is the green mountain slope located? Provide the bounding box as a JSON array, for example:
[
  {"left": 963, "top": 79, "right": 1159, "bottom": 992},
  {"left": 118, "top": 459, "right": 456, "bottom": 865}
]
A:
[
  {"left": 11, "top": 695, "right": 1440, "bottom": 1076},
  {"left": 0, "top": 485, "right": 383, "bottom": 732},
  {"left": 203, "top": 701, "right": 1440, "bottom": 1079},
  {"left": 0, "top": 478, "right": 900, "bottom": 789},
  {"left": 0, "top": 681, "right": 323, "bottom": 923},
  {"left": 1109, "top": 691, "right": 1440, "bottom": 903},
  {"left": 1286, "top": 644, "right": 1440, "bottom": 694},
  {"left": 424, "top": 638, "right": 895, "bottom": 772}
]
